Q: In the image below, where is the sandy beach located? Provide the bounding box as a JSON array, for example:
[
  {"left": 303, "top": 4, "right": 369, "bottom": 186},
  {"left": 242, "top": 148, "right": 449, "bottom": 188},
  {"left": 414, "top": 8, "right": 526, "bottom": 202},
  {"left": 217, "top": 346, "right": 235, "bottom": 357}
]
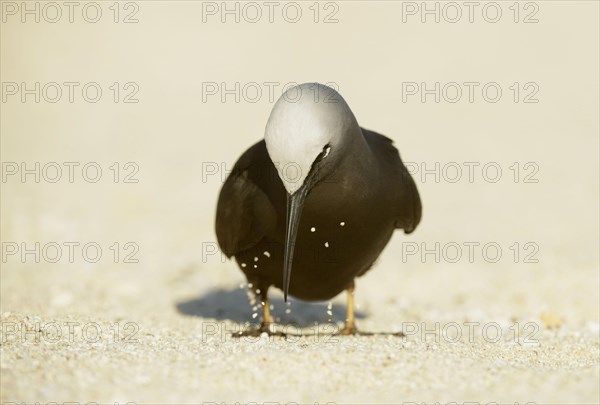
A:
[{"left": 1, "top": 1, "right": 599, "bottom": 404}]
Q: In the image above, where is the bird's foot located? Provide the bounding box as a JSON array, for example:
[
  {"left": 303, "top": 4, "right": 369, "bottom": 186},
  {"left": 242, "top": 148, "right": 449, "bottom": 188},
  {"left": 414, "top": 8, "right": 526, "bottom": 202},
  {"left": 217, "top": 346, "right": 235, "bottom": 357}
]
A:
[
  {"left": 336, "top": 322, "right": 360, "bottom": 336},
  {"left": 231, "top": 322, "right": 287, "bottom": 338},
  {"left": 335, "top": 322, "right": 381, "bottom": 336}
]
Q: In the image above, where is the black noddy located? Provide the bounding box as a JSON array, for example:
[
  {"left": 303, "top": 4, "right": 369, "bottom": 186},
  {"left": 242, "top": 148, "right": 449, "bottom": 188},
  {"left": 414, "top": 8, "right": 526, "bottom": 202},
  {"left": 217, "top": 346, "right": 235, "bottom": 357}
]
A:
[{"left": 215, "top": 83, "right": 421, "bottom": 335}]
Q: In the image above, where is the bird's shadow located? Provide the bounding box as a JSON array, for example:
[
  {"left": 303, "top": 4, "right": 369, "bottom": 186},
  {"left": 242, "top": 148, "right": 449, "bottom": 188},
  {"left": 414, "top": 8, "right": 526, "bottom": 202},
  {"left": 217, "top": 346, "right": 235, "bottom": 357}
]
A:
[{"left": 176, "top": 286, "right": 366, "bottom": 327}]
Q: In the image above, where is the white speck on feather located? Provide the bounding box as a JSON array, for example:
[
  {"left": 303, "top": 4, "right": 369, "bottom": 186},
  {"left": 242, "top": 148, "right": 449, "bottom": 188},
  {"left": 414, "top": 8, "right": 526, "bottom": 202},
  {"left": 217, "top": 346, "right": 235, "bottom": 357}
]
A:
[
  {"left": 310, "top": 227, "right": 316, "bottom": 232},
  {"left": 254, "top": 257, "right": 259, "bottom": 262},
  {"left": 241, "top": 263, "right": 247, "bottom": 268},
  {"left": 340, "top": 222, "right": 345, "bottom": 226},
  {"left": 253, "top": 264, "right": 258, "bottom": 269},
  {"left": 252, "top": 313, "right": 258, "bottom": 319},
  {"left": 324, "top": 242, "right": 329, "bottom": 248},
  {"left": 263, "top": 251, "right": 271, "bottom": 258}
]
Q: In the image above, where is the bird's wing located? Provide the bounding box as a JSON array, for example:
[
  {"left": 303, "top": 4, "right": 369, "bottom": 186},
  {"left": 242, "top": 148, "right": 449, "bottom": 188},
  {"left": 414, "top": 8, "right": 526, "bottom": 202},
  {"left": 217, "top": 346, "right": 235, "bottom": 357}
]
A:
[
  {"left": 361, "top": 128, "right": 422, "bottom": 234},
  {"left": 215, "top": 140, "right": 277, "bottom": 257}
]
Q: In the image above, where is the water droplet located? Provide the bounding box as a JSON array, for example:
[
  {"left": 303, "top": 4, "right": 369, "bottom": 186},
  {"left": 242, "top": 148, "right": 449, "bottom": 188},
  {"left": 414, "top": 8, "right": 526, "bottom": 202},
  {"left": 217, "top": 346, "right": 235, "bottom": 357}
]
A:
[
  {"left": 340, "top": 222, "right": 345, "bottom": 226},
  {"left": 324, "top": 242, "right": 329, "bottom": 248},
  {"left": 253, "top": 264, "right": 258, "bottom": 269},
  {"left": 326, "top": 301, "right": 333, "bottom": 316},
  {"left": 310, "top": 227, "right": 316, "bottom": 232},
  {"left": 252, "top": 313, "right": 258, "bottom": 319},
  {"left": 246, "top": 289, "right": 257, "bottom": 306},
  {"left": 241, "top": 263, "right": 247, "bottom": 268},
  {"left": 263, "top": 251, "right": 271, "bottom": 258}
]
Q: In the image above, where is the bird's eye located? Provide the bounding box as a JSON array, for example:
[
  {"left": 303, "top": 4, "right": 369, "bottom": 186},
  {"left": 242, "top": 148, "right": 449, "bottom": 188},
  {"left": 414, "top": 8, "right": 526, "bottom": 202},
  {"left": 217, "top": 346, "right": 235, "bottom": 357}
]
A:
[{"left": 318, "top": 144, "right": 331, "bottom": 161}]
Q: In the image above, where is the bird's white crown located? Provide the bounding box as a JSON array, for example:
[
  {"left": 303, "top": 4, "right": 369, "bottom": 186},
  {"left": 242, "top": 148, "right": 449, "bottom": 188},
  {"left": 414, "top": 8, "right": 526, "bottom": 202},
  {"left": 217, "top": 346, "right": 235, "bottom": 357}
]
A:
[{"left": 265, "top": 83, "right": 357, "bottom": 194}]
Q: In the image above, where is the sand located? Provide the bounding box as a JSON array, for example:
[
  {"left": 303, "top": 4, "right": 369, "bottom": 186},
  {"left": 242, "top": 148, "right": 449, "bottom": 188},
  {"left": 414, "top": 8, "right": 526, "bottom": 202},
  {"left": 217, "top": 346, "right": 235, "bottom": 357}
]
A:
[{"left": 1, "top": 1, "right": 599, "bottom": 404}]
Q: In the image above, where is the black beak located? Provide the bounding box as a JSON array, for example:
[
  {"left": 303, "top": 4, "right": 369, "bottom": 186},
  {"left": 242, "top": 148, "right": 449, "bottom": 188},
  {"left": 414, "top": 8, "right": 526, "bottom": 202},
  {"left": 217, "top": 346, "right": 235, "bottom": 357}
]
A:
[{"left": 283, "top": 182, "right": 309, "bottom": 302}]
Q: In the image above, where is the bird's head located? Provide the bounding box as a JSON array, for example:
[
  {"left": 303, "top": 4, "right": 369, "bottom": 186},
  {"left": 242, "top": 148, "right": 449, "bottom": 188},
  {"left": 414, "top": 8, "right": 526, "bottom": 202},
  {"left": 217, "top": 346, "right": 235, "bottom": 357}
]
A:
[
  {"left": 264, "top": 82, "right": 361, "bottom": 301},
  {"left": 265, "top": 83, "right": 359, "bottom": 194}
]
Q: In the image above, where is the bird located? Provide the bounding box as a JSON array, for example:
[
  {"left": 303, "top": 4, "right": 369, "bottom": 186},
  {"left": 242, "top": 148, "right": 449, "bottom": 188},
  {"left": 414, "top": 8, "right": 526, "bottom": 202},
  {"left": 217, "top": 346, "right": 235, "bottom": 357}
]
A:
[{"left": 215, "top": 83, "right": 421, "bottom": 336}]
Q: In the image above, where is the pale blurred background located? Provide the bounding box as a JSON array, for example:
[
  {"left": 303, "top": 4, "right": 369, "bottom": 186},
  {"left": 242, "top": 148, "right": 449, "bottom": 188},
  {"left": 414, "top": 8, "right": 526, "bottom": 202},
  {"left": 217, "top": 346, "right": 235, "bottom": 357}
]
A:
[{"left": 1, "top": 1, "right": 599, "bottom": 403}]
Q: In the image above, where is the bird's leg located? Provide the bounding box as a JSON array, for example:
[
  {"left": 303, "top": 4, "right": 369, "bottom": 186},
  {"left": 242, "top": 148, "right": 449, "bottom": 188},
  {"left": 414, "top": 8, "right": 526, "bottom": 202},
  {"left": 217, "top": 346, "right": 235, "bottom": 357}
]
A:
[
  {"left": 233, "top": 286, "right": 285, "bottom": 337},
  {"left": 337, "top": 282, "right": 359, "bottom": 335},
  {"left": 258, "top": 288, "right": 274, "bottom": 333}
]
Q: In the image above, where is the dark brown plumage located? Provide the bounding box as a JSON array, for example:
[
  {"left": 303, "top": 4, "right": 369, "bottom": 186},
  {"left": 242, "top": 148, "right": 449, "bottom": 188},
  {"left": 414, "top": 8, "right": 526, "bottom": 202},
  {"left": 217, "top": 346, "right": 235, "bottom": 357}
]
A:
[{"left": 215, "top": 83, "right": 421, "bottom": 335}]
